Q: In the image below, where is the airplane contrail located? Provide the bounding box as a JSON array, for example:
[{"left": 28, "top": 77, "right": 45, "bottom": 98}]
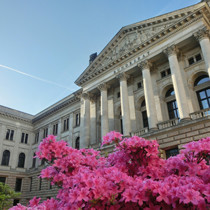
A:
[{"left": 0, "top": 64, "right": 75, "bottom": 91}]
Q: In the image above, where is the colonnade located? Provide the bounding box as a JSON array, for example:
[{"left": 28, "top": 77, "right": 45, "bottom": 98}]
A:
[{"left": 80, "top": 28, "right": 210, "bottom": 148}]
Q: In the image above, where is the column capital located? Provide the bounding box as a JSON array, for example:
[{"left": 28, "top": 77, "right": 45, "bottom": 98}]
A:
[
  {"left": 116, "top": 72, "right": 130, "bottom": 81},
  {"left": 81, "top": 92, "right": 90, "bottom": 100},
  {"left": 97, "top": 83, "right": 110, "bottom": 91},
  {"left": 138, "top": 60, "right": 152, "bottom": 70},
  {"left": 194, "top": 27, "right": 210, "bottom": 41},
  {"left": 89, "top": 93, "right": 98, "bottom": 103},
  {"left": 163, "top": 45, "right": 178, "bottom": 57}
]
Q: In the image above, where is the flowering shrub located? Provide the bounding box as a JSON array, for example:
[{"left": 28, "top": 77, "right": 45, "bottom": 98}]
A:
[{"left": 10, "top": 132, "right": 210, "bottom": 210}]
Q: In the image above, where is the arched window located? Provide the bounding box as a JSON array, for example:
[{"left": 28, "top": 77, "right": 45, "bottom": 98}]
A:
[
  {"left": 194, "top": 75, "right": 210, "bottom": 110},
  {"left": 141, "top": 100, "right": 148, "bottom": 128},
  {"left": 75, "top": 137, "right": 80, "bottom": 150},
  {"left": 18, "top": 153, "right": 25, "bottom": 168},
  {"left": 1, "top": 150, "right": 10, "bottom": 166},
  {"left": 165, "top": 88, "right": 179, "bottom": 119}
]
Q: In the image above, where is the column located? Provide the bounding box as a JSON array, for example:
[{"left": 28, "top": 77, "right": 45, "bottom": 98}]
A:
[
  {"left": 89, "top": 95, "right": 97, "bottom": 144},
  {"left": 138, "top": 60, "right": 158, "bottom": 129},
  {"left": 116, "top": 73, "right": 131, "bottom": 136},
  {"left": 69, "top": 113, "right": 74, "bottom": 146},
  {"left": 128, "top": 80, "right": 137, "bottom": 132},
  {"left": 57, "top": 119, "right": 62, "bottom": 140},
  {"left": 163, "top": 45, "right": 191, "bottom": 120},
  {"left": 98, "top": 83, "right": 109, "bottom": 139},
  {"left": 80, "top": 93, "right": 90, "bottom": 148},
  {"left": 48, "top": 124, "right": 52, "bottom": 135},
  {"left": 108, "top": 89, "right": 115, "bottom": 131},
  {"left": 194, "top": 28, "right": 210, "bottom": 77}
]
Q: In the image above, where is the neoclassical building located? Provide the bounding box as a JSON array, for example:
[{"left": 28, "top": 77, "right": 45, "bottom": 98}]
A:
[{"left": 0, "top": 0, "right": 210, "bottom": 205}]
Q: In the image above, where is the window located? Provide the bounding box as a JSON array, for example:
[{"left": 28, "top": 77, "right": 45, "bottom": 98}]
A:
[
  {"left": 5, "top": 129, "right": 14, "bottom": 140},
  {"left": 63, "top": 118, "right": 69, "bottom": 132},
  {"left": 188, "top": 53, "right": 202, "bottom": 65},
  {"left": 165, "top": 88, "right": 179, "bottom": 119},
  {"left": 0, "top": 177, "right": 6, "bottom": 184},
  {"left": 18, "top": 153, "right": 25, "bottom": 168},
  {"left": 13, "top": 199, "right": 20, "bottom": 206},
  {"left": 165, "top": 147, "right": 179, "bottom": 159},
  {"left": 75, "top": 137, "right": 80, "bottom": 150},
  {"left": 21, "top": 133, "right": 28, "bottom": 144},
  {"left": 39, "top": 179, "right": 42, "bottom": 190},
  {"left": 43, "top": 128, "right": 48, "bottom": 138},
  {"left": 32, "top": 153, "right": 36, "bottom": 168},
  {"left": 117, "top": 92, "right": 120, "bottom": 98},
  {"left": 1, "top": 150, "right": 10, "bottom": 166},
  {"left": 75, "top": 113, "right": 80, "bottom": 126},
  {"left": 53, "top": 123, "right": 58, "bottom": 135},
  {"left": 15, "top": 178, "right": 22, "bottom": 192},
  {"left": 161, "top": 68, "right": 171, "bottom": 78},
  {"left": 194, "top": 75, "right": 210, "bottom": 110},
  {"left": 141, "top": 100, "right": 148, "bottom": 128},
  {"left": 30, "top": 177, "right": 33, "bottom": 191},
  {"left": 137, "top": 81, "right": 143, "bottom": 89},
  {"left": 35, "top": 132, "right": 39, "bottom": 144}
]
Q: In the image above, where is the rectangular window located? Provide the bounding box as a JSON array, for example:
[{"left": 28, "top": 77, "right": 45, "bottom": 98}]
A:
[
  {"left": 137, "top": 82, "right": 142, "bottom": 89},
  {"left": 5, "top": 129, "right": 14, "bottom": 141},
  {"left": 165, "top": 147, "right": 179, "bottom": 159},
  {"left": 35, "top": 132, "right": 39, "bottom": 144},
  {"left": 21, "top": 133, "right": 28, "bottom": 144},
  {"left": 161, "top": 71, "right": 166, "bottom": 78},
  {"left": 30, "top": 177, "right": 33, "bottom": 191},
  {"left": 43, "top": 128, "right": 48, "bottom": 138},
  {"left": 32, "top": 153, "right": 36, "bottom": 168},
  {"left": 53, "top": 123, "right": 58, "bottom": 135},
  {"left": 0, "top": 177, "right": 6, "bottom": 184},
  {"left": 161, "top": 68, "right": 171, "bottom": 78},
  {"left": 75, "top": 113, "right": 80, "bottom": 126},
  {"left": 117, "top": 92, "right": 120, "bottom": 98},
  {"left": 39, "top": 179, "right": 42, "bottom": 191},
  {"left": 15, "top": 178, "right": 22, "bottom": 192},
  {"left": 195, "top": 53, "right": 202, "bottom": 62},
  {"left": 188, "top": 57, "right": 194, "bottom": 65},
  {"left": 63, "top": 118, "right": 69, "bottom": 132}
]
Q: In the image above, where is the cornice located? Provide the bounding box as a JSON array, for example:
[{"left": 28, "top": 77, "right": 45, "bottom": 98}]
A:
[
  {"left": 32, "top": 90, "right": 82, "bottom": 124},
  {"left": 75, "top": 3, "right": 208, "bottom": 87},
  {"left": 0, "top": 111, "right": 33, "bottom": 123}
]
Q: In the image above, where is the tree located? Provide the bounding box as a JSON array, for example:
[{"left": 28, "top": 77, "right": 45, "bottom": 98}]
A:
[
  {"left": 10, "top": 133, "right": 210, "bottom": 209},
  {"left": 0, "top": 182, "right": 20, "bottom": 210}
]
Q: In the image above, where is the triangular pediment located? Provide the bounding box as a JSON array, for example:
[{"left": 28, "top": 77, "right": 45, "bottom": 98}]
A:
[{"left": 75, "top": 1, "right": 209, "bottom": 86}]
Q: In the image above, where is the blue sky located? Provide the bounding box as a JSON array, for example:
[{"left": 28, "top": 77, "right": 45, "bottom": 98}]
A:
[{"left": 0, "top": 0, "right": 200, "bottom": 115}]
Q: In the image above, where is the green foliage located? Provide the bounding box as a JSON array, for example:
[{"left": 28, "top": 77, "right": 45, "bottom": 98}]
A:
[{"left": 0, "top": 182, "right": 20, "bottom": 210}]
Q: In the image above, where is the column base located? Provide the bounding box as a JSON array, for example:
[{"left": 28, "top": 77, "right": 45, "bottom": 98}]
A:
[{"left": 180, "top": 117, "right": 191, "bottom": 123}]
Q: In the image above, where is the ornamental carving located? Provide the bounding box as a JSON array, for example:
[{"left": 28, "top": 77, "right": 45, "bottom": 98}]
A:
[
  {"left": 194, "top": 27, "right": 210, "bottom": 41},
  {"left": 163, "top": 45, "right": 178, "bottom": 57},
  {"left": 138, "top": 60, "right": 152, "bottom": 70},
  {"left": 97, "top": 83, "right": 110, "bottom": 91},
  {"left": 116, "top": 72, "right": 130, "bottom": 81},
  {"left": 81, "top": 92, "right": 90, "bottom": 100}
]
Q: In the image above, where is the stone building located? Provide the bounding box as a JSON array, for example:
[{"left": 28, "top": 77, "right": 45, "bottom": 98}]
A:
[{"left": 0, "top": 0, "right": 210, "bottom": 205}]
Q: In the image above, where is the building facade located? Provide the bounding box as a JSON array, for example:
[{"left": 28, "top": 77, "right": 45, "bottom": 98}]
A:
[{"left": 0, "top": 0, "right": 210, "bottom": 205}]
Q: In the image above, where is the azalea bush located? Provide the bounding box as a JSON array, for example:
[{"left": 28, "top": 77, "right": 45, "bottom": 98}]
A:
[{"left": 11, "top": 132, "right": 210, "bottom": 210}]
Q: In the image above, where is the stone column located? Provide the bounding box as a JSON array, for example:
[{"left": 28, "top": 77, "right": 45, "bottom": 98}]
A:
[
  {"left": 163, "top": 45, "right": 190, "bottom": 120},
  {"left": 80, "top": 93, "right": 90, "bottom": 148},
  {"left": 108, "top": 89, "right": 115, "bottom": 131},
  {"left": 194, "top": 28, "right": 210, "bottom": 77},
  {"left": 57, "top": 119, "right": 62, "bottom": 140},
  {"left": 138, "top": 60, "right": 158, "bottom": 129},
  {"left": 48, "top": 124, "right": 52, "bottom": 135},
  {"left": 69, "top": 113, "right": 74, "bottom": 146},
  {"left": 90, "top": 95, "right": 97, "bottom": 144},
  {"left": 116, "top": 73, "right": 131, "bottom": 136},
  {"left": 98, "top": 83, "right": 109, "bottom": 139}
]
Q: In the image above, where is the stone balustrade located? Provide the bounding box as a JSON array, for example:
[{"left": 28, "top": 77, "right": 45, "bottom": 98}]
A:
[
  {"left": 131, "top": 127, "right": 149, "bottom": 136},
  {"left": 157, "top": 118, "right": 179, "bottom": 130},
  {"left": 190, "top": 108, "right": 210, "bottom": 120}
]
